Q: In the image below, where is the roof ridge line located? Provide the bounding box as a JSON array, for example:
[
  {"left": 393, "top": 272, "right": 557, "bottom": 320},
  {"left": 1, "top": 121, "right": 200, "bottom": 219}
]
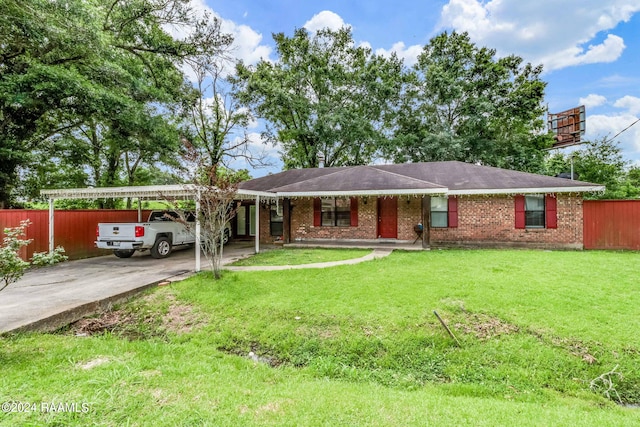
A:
[
  {"left": 368, "top": 165, "right": 445, "bottom": 187},
  {"left": 269, "top": 166, "right": 354, "bottom": 191}
]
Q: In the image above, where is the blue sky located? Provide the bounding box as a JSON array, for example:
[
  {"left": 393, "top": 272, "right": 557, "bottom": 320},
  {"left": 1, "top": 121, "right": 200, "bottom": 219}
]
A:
[{"left": 193, "top": 0, "right": 640, "bottom": 175}]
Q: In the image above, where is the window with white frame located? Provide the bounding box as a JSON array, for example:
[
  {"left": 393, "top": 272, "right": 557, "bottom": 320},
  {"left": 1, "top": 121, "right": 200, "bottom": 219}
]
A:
[
  {"left": 270, "top": 203, "right": 283, "bottom": 236},
  {"left": 525, "top": 194, "right": 545, "bottom": 228},
  {"left": 430, "top": 196, "right": 448, "bottom": 228}
]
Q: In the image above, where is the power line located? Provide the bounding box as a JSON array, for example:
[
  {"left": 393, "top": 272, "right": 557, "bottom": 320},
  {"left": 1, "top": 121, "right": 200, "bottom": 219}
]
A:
[{"left": 603, "top": 117, "right": 640, "bottom": 145}]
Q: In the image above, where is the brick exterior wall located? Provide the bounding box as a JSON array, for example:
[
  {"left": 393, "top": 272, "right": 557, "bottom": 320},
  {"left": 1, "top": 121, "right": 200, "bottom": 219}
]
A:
[
  {"left": 257, "top": 193, "right": 584, "bottom": 249},
  {"left": 430, "top": 194, "right": 583, "bottom": 249}
]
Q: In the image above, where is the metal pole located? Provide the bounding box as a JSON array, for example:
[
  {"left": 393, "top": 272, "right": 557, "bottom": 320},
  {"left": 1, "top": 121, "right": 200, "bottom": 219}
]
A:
[
  {"left": 195, "top": 190, "right": 201, "bottom": 272},
  {"left": 48, "top": 198, "right": 55, "bottom": 253},
  {"left": 570, "top": 154, "right": 574, "bottom": 180}
]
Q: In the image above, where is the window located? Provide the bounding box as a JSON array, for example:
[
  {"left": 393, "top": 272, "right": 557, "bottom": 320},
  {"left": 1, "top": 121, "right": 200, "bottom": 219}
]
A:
[
  {"left": 322, "top": 198, "right": 351, "bottom": 226},
  {"left": 270, "top": 203, "right": 283, "bottom": 236},
  {"left": 429, "top": 196, "right": 458, "bottom": 228},
  {"left": 314, "top": 197, "right": 358, "bottom": 227},
  {"left": 525, "top": 194, "right": 545, "bottom": 228},
  {"left": 430, "top": 197, "right": 448, "bottom": 228},
  {"left": 515, "top": 194, "right": 557, "bottom": 229}
]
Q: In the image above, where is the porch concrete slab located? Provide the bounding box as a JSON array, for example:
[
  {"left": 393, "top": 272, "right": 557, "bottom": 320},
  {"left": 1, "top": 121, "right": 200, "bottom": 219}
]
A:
[
  {"left": 284, "top": 240, "right": 426, "bottom": 251},
  {"left": 0, "top": 243, "right": 255, "bottom": 334}
]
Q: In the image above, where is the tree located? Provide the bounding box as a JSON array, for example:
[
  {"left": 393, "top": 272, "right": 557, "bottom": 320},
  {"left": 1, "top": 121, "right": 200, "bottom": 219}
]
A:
[
  {"left": 542, "top": 137, "right": 632, "bottom": 199},
  {"left": 182, "top": 50, "right": 267, "bottom": 173},
  {"left": 385, "top": 31, "right": 551, "bottom": 172},
  {"left": 170, "top": 145, "right": 239, "bottom": 279},
  {"left": 0, "top": 0, "right": 231, "bottom": 207},
  {"left": 233, "top": 27, "right": 403, "bottom": 169}
]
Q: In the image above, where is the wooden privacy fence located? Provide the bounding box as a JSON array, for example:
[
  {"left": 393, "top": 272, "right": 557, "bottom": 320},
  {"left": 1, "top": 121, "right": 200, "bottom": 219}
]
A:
[
  {"left": 0, "top": 210, "right": 151, "bottom": 260},
  {"left": 583, "top": 200, "right": 640, "bottom": 250}
]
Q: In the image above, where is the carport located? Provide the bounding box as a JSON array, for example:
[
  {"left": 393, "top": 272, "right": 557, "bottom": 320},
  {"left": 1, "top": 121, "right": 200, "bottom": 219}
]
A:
[{"left": 40, "top": 185, "right": 274, "bottom": 272}]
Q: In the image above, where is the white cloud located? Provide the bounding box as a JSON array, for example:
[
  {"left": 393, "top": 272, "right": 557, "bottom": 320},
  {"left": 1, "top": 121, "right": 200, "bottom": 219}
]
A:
[
  {"left": 585, "top": 113, "right": 640, "bottom": 158},
  {"left": 228, "top": 23, "right": 272, "bottom": 65},
  {"left": 304, "top": 10, "right": 349, "bottom": 32},
  {"left": 614, "top": 95, "right": 640, "bottom": 115},
  {"left": 439, "top": 0, "right": 640, "bottom": 71},
  {"left": 596, "top": 74, "right": 640, "bottom": 88},
  {"left": 542, "top": 34, "right": 625, "bottom": 70},
  {"left": 375, "top": 42, "right": 423, "bottom": 67},
  {"left": 165, "top": 0, "right": 272, "bottom": 74},
  {"left": 579, "top": 94, "right": 607, "bottom": 109}
]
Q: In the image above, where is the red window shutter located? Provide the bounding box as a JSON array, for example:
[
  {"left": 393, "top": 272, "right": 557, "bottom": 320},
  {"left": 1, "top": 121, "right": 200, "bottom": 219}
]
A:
[
  {"left": 313, "top": 198, "right": 322, "bottom": 227},
  {"left": 546, "top": 195, "right": 558, "bottom": 229},
  {"left": 514, "top": 195, "right": 526, "bottom": 229},
  {"left": 350, "top": 197, "right": 358, "bottom": 227},
  {"left": 447, "top": 196, "right": 458, "bottom": 228}
]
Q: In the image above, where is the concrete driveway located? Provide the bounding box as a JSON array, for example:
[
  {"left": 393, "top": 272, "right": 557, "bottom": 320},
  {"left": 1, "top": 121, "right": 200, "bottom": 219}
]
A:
[{"left": 0, "top": 243, "right": 255, "bottom": 334}]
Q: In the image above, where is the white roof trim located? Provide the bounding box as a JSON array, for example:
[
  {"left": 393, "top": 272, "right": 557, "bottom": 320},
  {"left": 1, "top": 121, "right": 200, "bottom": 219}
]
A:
[
  {"left": 237, "top": 189, "right": 278, "bottom": 198},
  {"left": 275, "top": 188, "right": 447, "bottom": 198},
  {"left": 41, "top": 185, "right": 198, "bottom": 199},
  {"left": 40, "top": 185, "right": 277, "bottom": 200},
  {"left": 447, "top": 185, "right": 605, "bottom": 195}
]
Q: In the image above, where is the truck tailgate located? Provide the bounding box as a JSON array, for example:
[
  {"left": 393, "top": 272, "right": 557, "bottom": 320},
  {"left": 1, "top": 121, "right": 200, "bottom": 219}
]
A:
[{"left": 98, "top": 223, "right": 139, "bottom": 240}]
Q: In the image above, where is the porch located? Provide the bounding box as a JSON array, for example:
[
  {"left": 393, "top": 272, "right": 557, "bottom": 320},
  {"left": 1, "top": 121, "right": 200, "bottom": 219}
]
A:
[{"left": 283, "top": 238, "right": 426, "bottom": 251}]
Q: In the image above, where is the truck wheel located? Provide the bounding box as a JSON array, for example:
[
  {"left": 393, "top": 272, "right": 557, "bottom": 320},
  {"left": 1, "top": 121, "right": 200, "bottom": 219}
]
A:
[
  {"left": 151, "top": 236, "right": 172, "bottom": 259},
  {"left": 113, "top": 249, "right": 135, "bottom": 258}
]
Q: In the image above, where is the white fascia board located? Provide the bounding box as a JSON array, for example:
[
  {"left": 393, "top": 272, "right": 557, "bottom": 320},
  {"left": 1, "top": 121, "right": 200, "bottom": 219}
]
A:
[
  {"left": 447, "top": 185, "right": 606, "bottom": 195},
  {"left": 236, "top": 189, "right": 278, "bottom": 198},
  {"left": 275, "top": 188, "right": 448, "bottom": 198},
  {"left": 41, "top": 185, "right": 199, "bottom": 199}
]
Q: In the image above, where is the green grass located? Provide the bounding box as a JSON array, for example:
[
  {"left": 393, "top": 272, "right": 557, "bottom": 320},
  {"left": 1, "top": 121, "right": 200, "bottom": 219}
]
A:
[
  {"left": 230, "top": 247, "right": 371, "bottom": 266},
  {"left": 1, "top": 249, "right": 639, "bottom": 426}
]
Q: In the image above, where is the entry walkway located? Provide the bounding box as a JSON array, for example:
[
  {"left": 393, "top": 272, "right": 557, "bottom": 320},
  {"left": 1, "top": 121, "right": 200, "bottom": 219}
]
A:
[{"left": 225, "top": 248, "right": 393, "bottom": 271}]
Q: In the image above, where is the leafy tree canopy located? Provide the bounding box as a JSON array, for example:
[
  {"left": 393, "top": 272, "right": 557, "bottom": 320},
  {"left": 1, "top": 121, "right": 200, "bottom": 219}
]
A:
[
  {"left": 233, "top": 27, "right": 403, "bottom": 169},
  {"left": 543, "top": 138, "right": 638, "bottom": 199},
  {"left": 385, "top": 31, "right": 551, "bottom": 172},
  {"left": 0, "top": 0, "right": 230, "bottom": 207}
]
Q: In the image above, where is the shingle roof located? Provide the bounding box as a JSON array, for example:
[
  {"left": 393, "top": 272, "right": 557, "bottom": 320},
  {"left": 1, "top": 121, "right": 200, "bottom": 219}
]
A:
[{"left": 239, "top": 161, "right": 605, "bottom": 196}]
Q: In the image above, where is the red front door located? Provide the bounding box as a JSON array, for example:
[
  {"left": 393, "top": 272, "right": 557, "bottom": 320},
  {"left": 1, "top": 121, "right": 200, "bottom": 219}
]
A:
[{"left": 378, "top": 197, "right": 398, "bottom": 238}]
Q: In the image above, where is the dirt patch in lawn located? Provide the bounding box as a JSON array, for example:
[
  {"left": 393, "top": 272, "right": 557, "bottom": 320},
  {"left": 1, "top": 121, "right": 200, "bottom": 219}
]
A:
[
  {"left": 454, "top": 313, "right": 519, "bottom": 340},
  {"left": 68, "top": 290, "right": 204, "bottom": 339}
]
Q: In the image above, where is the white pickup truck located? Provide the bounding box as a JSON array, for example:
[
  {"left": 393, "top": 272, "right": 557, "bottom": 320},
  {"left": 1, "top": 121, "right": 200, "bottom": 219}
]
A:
[{"left": 95, "top": 210, "right": 229, "bottom": 259}]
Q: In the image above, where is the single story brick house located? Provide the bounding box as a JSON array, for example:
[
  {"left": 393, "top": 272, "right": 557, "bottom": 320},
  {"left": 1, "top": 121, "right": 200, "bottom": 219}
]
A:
[{"left": 236, "top": 161, "right": 604, "bottom": 249}]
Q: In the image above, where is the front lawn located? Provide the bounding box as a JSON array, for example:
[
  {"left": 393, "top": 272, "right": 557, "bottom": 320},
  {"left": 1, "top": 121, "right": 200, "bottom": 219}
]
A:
[{"left": 1, "top": 249, "right": 639, "bottom": 426}]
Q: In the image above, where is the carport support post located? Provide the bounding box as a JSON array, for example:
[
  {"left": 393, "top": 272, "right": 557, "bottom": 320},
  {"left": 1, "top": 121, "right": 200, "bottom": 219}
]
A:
[
  {"left": 421, "top": 196, "right": 430, "bottom": 249},
  {"left": 195, "top": 190, "right": 201, "bottom": 272},
  {"left": 283, "top": 198, "right": 291, "bottom": 244},
  {"left": 48, "top": 198, "right": 55, "bottom": 253},
  {"left": 255, "top": 195, "right": 260, "bottom": 253}
]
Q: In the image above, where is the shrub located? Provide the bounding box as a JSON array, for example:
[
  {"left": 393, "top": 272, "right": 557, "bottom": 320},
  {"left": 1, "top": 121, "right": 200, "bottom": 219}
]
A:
[{"left": 1, "top": 220, "right": 68, "bottom": 291}]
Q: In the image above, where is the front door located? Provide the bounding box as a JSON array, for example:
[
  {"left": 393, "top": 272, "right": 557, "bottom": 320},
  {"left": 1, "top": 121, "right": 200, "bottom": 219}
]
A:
[
  {"left": 235, "top": 204, "right": 256, "bottom": 239},
  {"left": 378, "top": 197, "right": 398, "bottom": 239}
]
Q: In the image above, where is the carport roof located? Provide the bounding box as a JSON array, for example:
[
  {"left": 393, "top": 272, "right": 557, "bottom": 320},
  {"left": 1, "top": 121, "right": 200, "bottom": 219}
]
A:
[{"left": 40, "top": 185, "right": 274, "bottom": 200}]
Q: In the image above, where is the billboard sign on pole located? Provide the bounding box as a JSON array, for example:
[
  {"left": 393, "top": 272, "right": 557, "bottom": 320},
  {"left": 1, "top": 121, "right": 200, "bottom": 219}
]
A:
[{"left": 547, "top": 105, "right": 586, "bottom": 148}]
